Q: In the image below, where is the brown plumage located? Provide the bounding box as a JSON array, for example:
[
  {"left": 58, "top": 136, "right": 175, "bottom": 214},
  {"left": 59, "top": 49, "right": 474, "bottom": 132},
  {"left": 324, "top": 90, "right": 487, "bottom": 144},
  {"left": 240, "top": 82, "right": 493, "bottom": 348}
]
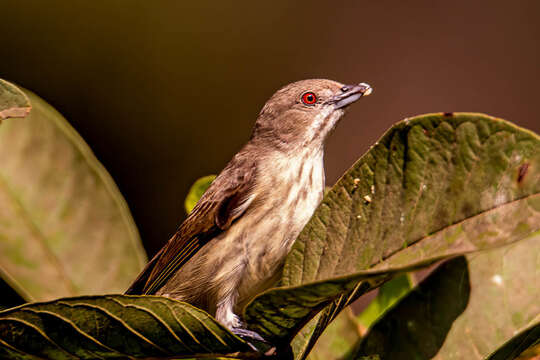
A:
[{"left": 126, "top": 79, "right": 372, "bottom": 337}]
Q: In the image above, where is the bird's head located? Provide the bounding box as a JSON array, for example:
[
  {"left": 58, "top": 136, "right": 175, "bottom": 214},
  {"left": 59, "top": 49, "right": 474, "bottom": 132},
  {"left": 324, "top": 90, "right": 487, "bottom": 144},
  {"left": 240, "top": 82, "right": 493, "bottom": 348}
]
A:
[{"left": 252, "top": 79, "right": 372, "bottom": 150}]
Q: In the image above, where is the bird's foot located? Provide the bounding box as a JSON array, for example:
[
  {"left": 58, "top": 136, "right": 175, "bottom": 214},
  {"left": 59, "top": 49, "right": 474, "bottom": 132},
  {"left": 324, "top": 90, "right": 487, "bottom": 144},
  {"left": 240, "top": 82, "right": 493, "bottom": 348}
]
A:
[
  {"left": 231, "top": 327, "right": 268, "bottom": 343},
  {"left": 231, "top": 328, "right": 292, "bottom": 359}
]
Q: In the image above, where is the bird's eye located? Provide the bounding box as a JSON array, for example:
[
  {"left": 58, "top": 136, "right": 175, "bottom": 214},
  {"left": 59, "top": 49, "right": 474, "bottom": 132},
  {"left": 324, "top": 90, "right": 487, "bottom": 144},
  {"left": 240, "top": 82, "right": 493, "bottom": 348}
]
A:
[{"left": 301, "top": 92, "right": 317, "bottom": 105}]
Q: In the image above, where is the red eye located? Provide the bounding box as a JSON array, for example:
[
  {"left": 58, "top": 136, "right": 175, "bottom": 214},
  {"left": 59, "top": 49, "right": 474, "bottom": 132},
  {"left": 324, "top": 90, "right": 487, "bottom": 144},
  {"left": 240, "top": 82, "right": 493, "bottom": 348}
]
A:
[{"left": 301, "top": 92, "right": 317, "bottom": 105}]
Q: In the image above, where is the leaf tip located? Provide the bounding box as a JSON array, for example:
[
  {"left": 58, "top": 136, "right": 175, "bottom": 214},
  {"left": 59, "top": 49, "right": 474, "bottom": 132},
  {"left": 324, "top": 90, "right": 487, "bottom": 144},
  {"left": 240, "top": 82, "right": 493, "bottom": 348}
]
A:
[{"left": 0, "top": 79, "right": 31, "bottom": 121}]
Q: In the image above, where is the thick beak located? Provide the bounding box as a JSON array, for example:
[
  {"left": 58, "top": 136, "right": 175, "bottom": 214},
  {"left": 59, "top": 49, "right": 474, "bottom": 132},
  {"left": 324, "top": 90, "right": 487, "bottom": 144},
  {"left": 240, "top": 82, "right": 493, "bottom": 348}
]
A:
[{"left": 329, "top": 82, "right": 372, "bottom": 109}]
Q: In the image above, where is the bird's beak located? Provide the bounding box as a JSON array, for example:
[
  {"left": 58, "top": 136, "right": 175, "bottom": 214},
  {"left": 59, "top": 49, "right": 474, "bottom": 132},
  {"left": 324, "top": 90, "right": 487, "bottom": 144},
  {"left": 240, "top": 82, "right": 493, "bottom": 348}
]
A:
[{"left": 329, "top": 82, "right": 372, "bottom": 109}]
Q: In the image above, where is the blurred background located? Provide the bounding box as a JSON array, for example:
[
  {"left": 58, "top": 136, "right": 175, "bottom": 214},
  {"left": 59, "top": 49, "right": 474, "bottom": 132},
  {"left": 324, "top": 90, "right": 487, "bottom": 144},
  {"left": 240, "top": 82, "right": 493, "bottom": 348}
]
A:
[{"left": 1, "top": 0, "right": 539, "bottom": 257}]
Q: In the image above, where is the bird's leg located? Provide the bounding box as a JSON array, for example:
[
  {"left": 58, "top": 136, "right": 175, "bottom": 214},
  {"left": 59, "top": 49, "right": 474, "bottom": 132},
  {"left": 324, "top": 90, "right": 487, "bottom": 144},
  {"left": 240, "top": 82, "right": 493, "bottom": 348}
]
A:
[
  {"left": 231, "top": 327, "right": 267, "bottom": 343},
  {"left": 215, "top": 290, "right": 243, "bottom": 330},
  {"left": 215, "top": 290, "right": 269, "bottom": 344}
]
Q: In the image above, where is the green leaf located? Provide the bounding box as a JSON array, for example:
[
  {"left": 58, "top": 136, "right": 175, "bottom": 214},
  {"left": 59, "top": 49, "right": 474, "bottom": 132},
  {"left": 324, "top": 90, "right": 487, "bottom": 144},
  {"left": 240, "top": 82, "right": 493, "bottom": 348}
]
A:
[
  {"left": 0, "top": 81, "right": 147, "bottom": 302},
  {"left": 247, "top": 195, "right": 540, "bottom": 353},
  {"left": 0, "top": 79, "right": 31, "bottom": 121},
  {"left": 0, "top": 295, "right": 253, "bottom": 359},
  {"left": 307, "top": 308, "right": 361, "bottom": 360},
  {"left": 356, "top": 274, "right": 413, "bottom": 331},
  {"left": 184, "top": 175, "right": 216, "bottom": 214},
  {"left": 283, "top": 113, "right": 539, "bottom": 286},
  {"left": 296, "top": 275, "right": 413, "bottom": 360},
  {"left": 244, "top": 113, "right": 540, "bottom": 357},
  {"left": 304, "top": 275, "right": 412, "bottom": 360},
  {"left": 352, "top": 232, "right": 540, "bottom": 360}
]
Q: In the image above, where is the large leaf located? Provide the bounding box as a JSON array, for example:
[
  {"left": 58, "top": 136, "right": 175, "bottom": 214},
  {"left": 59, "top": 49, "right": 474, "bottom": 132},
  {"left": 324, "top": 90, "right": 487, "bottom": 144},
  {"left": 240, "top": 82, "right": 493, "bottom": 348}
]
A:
[
  {"left": 352, "top": 231, "right": 540, "bottom": 360},
  {"left": 0, "top": 80, "right": 31, "bottom": 309},
  {"left": 0, "top": 80, "right": 147, "bottom": 302},
  {"left": 283, "top": 113, "right": 538, "bottom": 285},
  {"left": 244, "top": 113, "right": 540, "bottom": 355},
  {"left": 0, "top": 295, "right": 253, "bottom": 359}
]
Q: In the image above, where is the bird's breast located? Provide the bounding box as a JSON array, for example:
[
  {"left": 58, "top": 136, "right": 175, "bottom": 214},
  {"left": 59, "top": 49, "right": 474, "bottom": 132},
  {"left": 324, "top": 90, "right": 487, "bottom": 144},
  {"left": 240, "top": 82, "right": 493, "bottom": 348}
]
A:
[
  {"left": 255, "top": 147, "right": 325, "bottom": 236},
  {"left": 235, "top": 148, "right": 325, "bottom": 301}
]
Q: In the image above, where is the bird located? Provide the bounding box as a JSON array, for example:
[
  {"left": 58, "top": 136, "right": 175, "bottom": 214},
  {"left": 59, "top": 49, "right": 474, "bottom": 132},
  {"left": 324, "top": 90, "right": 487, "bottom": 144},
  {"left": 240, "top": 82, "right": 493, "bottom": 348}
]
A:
[{"left": 126, "top": 79, "right": 372, "bottom": 340}]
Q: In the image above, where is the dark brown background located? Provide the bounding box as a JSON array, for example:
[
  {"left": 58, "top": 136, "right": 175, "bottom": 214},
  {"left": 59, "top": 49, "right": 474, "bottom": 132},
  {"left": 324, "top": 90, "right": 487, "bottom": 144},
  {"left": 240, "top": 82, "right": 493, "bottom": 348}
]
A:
[{"left": 1, "top": 1, "right": 539, "bottom": 257}]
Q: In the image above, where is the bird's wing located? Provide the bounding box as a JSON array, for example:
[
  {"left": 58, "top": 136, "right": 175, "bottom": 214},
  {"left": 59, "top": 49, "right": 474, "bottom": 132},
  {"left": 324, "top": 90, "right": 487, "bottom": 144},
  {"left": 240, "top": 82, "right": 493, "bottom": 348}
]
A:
[{"left": 125, "top": 154, "right": 257, "bottom": 295}]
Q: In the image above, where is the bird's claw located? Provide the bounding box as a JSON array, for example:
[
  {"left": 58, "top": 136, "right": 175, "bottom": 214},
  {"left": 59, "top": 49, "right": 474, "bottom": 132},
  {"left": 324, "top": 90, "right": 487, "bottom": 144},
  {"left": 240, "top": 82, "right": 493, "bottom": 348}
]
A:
[
  {"left": 231, "top": 327, "right": 268, "bottom": 343},
  {"left": 232, "top": 328, "right": 292, "bottom": 359}
]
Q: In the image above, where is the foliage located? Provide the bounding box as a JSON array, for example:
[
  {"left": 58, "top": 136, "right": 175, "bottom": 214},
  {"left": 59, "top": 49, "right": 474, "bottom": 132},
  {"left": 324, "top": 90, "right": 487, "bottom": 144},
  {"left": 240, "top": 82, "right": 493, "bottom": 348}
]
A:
[
  {"left": 352, "top": 233, "right": 540, "bottom": 359},
  {"left": 248, "top": 112, "right": 539, "bottom": 358},
  {"left": 0, "top": 79, "right": 538, "bottom": 359},
  {"left": 0, "top": 80, "right": 146, "bottom": 304},
  {"left": 355, "top": 274, "right": 413, "bottom": 332},
  {"left": 184, "top": 175, "right": 216, "bottom": 214},
  {"left": 0, "top": 295, "right": 252, "bottom": 359}
]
